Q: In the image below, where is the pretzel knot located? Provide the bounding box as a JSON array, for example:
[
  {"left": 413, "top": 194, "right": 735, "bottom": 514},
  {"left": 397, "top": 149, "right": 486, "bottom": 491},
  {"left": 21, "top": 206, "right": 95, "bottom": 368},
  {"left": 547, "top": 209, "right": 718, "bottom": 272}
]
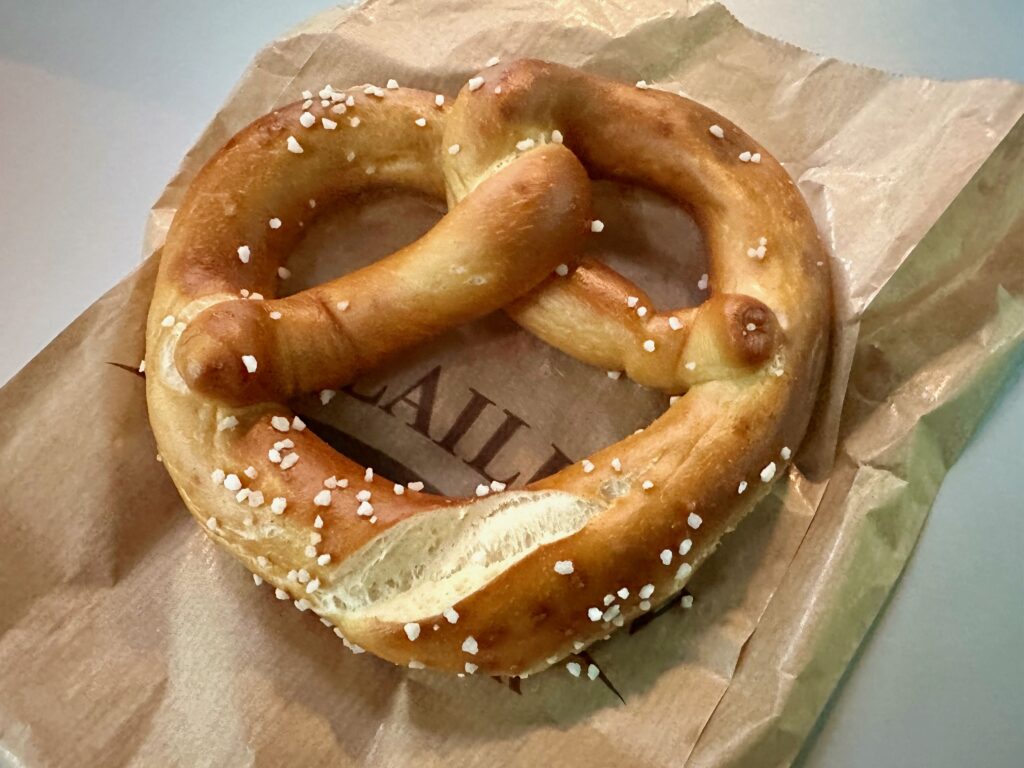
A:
[{"left": 146, "top": 60, "right": 830, "bottom": 676}]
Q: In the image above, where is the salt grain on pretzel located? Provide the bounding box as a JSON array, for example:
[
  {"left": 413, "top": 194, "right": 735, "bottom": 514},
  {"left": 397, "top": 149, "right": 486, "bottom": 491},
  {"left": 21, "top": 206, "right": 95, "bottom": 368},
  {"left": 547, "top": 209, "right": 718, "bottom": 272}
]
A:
[{"left": 146, "top": 60, "right": 828, "bottom": 677}]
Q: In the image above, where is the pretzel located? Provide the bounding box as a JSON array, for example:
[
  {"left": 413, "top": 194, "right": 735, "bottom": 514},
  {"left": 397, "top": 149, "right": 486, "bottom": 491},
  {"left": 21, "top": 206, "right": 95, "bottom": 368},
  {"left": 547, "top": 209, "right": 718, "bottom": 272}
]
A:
[{"left": 145, "top": 60, "right": 830, "bottom": 677}]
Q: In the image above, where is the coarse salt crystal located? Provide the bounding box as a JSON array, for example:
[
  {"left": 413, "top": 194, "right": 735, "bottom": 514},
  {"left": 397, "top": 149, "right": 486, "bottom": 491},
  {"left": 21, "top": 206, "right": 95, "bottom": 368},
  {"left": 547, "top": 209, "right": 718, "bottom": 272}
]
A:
[
  {"left": 679, "top": 538, "right": 692, "bottom": 555},
  {"left": 443, "top": 607, "right": 459, "bottom": 624},
  {"left": 461, "top": 636, "right": 479, "bottom": 654},
  {"left": 404, "top": 623, "right": 421, "bottom": 641},
  {"left": 299, "top": 111, "right": 315, "bottom": 128},
  {"left": 590, "top": 220, "right": 605, "bottom": 233},
  {"left": 270, "top": 497, "right": 287, "bottom": 514},
  {"left": 217, "top": 415, "right": 238, "bottom": 432},
  {"left": 660, "top": 549, "right": 673, "bottom": 565},
  {"left": 553, "top": 560, "right": 574, "bottom": 575},
  {"left": 643, "top": 339, "right": 656, "bottom": 352},
  {"left": 467, "top": 76, "right": 485, "bottom": 91},
  {"left": 286, "top": 136, "right": 303, "bottom": 154},
  {"left": 709, "top": 124, "right": 724, "bottom": 138},
  {"left": 567, "top": 662, "right": 582, "bottom": 677},
  {"left": 582, "top": 459, "right": 595, "bottom": 473},
  {"left": 688, "top": 512, "right": 703, "bottom": 529},
  {"left": 760, "top": 462, "right": 777, "bottom": 482}
]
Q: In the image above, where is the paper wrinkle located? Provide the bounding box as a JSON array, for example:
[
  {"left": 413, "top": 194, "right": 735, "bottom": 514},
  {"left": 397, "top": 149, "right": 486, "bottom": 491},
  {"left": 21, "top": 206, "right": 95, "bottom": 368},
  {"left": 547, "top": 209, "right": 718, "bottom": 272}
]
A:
[{"left": 2, "top": 2, "right": 1023, "bottom": 767}]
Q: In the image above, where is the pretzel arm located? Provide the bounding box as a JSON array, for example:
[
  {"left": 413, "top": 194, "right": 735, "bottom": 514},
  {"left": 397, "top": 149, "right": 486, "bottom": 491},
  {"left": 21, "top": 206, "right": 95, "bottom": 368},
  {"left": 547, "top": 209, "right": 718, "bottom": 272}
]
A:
[
  {"left": 174, "top": 144, "right": 590, "bottom": 405},
  {"left": 506, "top": 258, "right": 779, "bottom": 390}
]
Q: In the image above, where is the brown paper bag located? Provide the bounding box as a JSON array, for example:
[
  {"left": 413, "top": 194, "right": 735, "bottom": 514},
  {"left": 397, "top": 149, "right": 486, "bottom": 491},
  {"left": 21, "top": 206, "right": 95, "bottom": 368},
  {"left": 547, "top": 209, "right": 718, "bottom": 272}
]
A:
[{"left": 2, "top": 2, "right": 1022, "bottom": 766}]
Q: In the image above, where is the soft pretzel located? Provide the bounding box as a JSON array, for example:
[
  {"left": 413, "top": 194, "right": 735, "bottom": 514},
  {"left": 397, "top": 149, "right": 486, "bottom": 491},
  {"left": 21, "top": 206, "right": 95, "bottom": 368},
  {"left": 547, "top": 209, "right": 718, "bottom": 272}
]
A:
[{"left": 145, "top": 61, "right": 829, "bottom": 677}]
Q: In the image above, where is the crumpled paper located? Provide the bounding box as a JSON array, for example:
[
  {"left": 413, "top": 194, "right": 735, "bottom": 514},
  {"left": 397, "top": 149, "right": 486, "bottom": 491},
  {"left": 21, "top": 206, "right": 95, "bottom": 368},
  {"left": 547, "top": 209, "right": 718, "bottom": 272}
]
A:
[{"left": 1, "top": 2, "right": 1021, "bottom": 766}]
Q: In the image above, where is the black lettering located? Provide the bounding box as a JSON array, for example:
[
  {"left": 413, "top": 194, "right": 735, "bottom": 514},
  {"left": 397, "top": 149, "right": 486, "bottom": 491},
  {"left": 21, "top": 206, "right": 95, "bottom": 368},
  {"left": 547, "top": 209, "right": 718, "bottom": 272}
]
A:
[
  {"left": 465, "top": 408, "right": 528, "bottom": 484},
  {"left": 527, "top": 444, "right": 574, "bottom": 484},
  {"left": 380, "top": 366, "right": 442, "bottom": 437},
  {"left": 435, "top": 388, "right": 495, "bottom": 453},
  {"left": 343, "top": 381, "right": 387, "bottom": 406}
]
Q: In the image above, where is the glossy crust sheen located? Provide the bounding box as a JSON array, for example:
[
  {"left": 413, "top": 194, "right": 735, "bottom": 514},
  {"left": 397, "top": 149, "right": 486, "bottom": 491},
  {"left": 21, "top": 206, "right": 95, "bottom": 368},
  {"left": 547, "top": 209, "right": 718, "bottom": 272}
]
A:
[{"left": 145, "top": 61, "right": 830, "bottom": 677}]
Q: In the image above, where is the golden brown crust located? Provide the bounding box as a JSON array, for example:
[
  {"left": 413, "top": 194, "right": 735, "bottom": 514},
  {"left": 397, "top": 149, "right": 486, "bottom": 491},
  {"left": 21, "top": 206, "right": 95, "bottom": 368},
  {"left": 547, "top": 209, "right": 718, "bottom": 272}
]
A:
[{"left": 145, "top": 61, "right": 830, "bottom": 677}]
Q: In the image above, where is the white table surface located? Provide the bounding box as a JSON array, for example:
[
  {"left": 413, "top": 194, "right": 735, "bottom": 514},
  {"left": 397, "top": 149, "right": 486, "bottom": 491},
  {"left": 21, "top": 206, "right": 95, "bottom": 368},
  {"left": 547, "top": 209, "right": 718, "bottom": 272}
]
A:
[{"left": 1, "top": 2, "right": 1020, "bottom": 766}]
